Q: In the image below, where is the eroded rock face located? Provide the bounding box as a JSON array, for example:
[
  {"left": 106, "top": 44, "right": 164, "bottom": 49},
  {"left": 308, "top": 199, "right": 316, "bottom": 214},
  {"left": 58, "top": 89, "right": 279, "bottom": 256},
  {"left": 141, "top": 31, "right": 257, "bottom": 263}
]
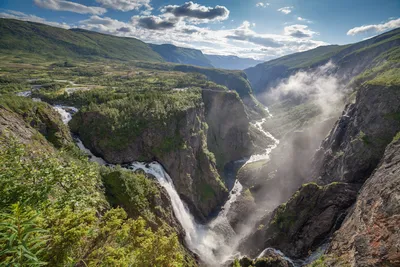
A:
[
  {"left": 202, "top": 90, "right": 256, "bottom": 170},
  {"left": 325, "top": 139, "right": 400, "bottom": 267},
  {"left": 0, "top": 104, "right": 72, "bottom": 149},
  {"left": 72, "top": 102, "right": 227, "bottom": 220},
  {"left": 312, "top": 84, "right": 400, "bottom": 184},
  {"left": 70, "top": 90, "right": 263, "bottom": 221},
  {"left": 241, "top": 183, "right": 359, "bottom": 259}
]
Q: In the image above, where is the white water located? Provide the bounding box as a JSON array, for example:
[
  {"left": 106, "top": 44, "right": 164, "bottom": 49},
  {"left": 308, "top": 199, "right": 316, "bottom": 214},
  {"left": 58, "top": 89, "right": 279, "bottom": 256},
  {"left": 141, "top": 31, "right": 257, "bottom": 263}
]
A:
[
  {"left": 246, "top": 118, "right": 280, "bottom": 164},
  {"left": 52, "top": 105, "right": 78, "bottom": 124},
  {"left": 16, "top": 90, "right": 32, "bottom": 97},
  {"left": 52, "top": 105, "right": 283, "bottom": 266}
]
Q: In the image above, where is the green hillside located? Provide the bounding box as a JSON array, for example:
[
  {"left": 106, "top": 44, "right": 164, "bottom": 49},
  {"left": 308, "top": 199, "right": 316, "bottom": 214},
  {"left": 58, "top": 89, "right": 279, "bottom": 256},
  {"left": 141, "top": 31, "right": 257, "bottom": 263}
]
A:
[
  {"left": 0, "top": 18, "right": 164, "bottom": 62},
  {"left": 245, "top": 28, "right": 400, "bottom": 94},
  {"left": 150, "top": 44, "right": 213, "bottom": 67}
]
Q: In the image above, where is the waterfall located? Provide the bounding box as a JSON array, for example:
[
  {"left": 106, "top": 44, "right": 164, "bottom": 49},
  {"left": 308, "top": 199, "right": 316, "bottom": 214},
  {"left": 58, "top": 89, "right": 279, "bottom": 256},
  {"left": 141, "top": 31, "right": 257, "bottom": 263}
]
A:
[
  {"left": 52, "top": 105, "right": 281, "bottom": 266},
  {"left": 52, "top": 105, "right": 78, "bottom": 124}
]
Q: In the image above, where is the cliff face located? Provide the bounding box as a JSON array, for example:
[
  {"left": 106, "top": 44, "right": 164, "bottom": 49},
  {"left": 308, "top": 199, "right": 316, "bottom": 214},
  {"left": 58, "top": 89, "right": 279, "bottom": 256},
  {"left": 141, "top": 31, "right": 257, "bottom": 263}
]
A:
[
  {"left": 72, "top": 101, "right": 226, "bottom": 220},
  {"left": 239, "top": 81, "right": 400, "bottom": 261},
  {"left": 325, "top": 138, "right": 400, "bottom": 267},
  {"left": 312, "top": 83, "right": 400, "bottom": 184},
  {"left": 202, "top": 90, "right": 255, "bottom": 170},
  {"left": 0, "top": 101, "right": 72, "bottom": 149},
  {"left": 70, "top": 89, "right": 261, "bottom": 221},
  {"left": 242, "top": 182, "right": 359, "bottom": 259}
]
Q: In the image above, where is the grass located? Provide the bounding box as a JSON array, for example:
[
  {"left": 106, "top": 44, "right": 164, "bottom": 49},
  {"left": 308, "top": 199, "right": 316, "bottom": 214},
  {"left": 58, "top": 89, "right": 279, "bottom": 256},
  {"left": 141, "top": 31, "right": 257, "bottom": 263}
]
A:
[
  {"left": 0, "top": 18, "right": 164, "bottom": 63},
  {"left": 393, "top": 132, "right": 400, "bottom": 143}
]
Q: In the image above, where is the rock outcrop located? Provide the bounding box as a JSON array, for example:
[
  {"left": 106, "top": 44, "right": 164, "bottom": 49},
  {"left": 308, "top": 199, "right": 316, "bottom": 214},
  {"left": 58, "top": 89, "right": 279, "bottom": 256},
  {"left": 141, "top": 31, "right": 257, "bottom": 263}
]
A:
[
  {"left": 312, "top": 83, "right": 400, "bottom": 184},
  {"left": 242, "top": 183, "right": 358, "bottom": 259},
  {"left": 70, "top": 89, "right": 265, "bottom": 221},
  {"left": 324, "top": 138, "right": 400, "bottom": 266},
  {"left": 202, "top": 90, "right": 256, "bottom": 170},
  {"left": 0, "top": 102, "right": 72, "bottom": 149},
  {"left": 71, "top": 100, "right": 227, "bottom": 221}
]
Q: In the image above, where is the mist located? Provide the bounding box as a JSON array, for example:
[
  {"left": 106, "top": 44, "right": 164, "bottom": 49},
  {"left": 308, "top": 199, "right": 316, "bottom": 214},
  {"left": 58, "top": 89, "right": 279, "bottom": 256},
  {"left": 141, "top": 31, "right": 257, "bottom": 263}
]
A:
[
  {"left": 267, "top": 61, "right": 344, "bottom": 118},
  {"left": 231, "top": 62, "right": 348, "bottom": 259}
]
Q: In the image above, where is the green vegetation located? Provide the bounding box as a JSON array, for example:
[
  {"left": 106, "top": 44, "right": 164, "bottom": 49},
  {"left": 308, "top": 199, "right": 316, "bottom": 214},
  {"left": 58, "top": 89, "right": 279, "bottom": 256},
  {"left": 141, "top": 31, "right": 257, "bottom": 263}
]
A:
[
  {"left": 0, "top": 128, "right": 187, "bottom": 266},
  {"left": 271, "top": 203, "right": 296, "bottom": 231},
  {"left": 393, "top": 132, "right": 400, "bottom": 143},
  {"left": 70, "top": 89, "right": 202, "bottom": 151},
  {"left": 150, "top": 44, "right": 213, "bottom": 67},
  {"left": 174, "top": 65, "right": 253, "bottom": 97},
  {"left": 0, "top": 95, "right": 72, "bottom": 148},
  {"left": 246, "top": 27, "right": 400, "bottom": 94},
  {"left": 309, "top": 255, "right": 327, "bottom": 267},
  {"left": 0, "top": 18, "right": 163, "bottom": 63}
]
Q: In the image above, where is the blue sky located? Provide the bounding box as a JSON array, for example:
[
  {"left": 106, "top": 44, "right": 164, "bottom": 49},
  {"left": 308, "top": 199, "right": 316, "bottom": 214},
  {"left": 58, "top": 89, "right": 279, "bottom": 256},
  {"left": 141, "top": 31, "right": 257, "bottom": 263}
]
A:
[{"left": 1, "top": 0, "right": 399, "bottom": 60}]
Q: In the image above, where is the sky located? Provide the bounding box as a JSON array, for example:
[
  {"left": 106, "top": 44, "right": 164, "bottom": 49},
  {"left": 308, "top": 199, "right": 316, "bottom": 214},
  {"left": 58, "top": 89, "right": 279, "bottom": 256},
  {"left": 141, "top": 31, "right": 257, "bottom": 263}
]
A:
[{"left": 0, "top": 0, "right": 399, "bottom": 60}]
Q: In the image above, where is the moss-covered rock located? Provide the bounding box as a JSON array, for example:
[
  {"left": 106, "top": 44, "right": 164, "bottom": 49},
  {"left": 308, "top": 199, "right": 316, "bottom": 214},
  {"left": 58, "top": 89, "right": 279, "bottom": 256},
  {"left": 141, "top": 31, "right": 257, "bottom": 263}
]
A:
[
  {"left": 70, "top": 90, "right": 228, "bottom": 220},
  {"left": 0, "top": 96, "right": 72, "bottom": 148}
]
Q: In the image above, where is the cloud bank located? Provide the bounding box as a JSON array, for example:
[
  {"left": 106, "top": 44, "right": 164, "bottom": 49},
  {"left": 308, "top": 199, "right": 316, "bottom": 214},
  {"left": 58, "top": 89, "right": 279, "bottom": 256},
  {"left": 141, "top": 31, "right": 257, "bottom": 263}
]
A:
[
  {"left": 162, "top": 1, "right": 229, "bottom": 23},
  {"left": 0, "top": 10, "right": 70, "bottom": 29},
  {"left": 347, "top": 18, "right": 400, "bottom": 36},
  {"left": 284, "top": 24, "right": 316, "bottom": 38}
]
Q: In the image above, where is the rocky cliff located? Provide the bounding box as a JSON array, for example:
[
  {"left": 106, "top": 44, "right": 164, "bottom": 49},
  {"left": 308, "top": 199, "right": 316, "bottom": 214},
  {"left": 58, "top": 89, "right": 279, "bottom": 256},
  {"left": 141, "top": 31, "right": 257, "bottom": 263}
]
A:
[
  {"left": 202, "top": 89, "right": 257, "bottom": 170},
  {"left": 70, "top": 89, "right": 262, "bottom": 221},
  {"left": 238, "top": 80, "right": 400, "bottom": 262},
  {"left": 0, "top": 98, "right": 72, "bottom": 149},
  {"left": 324, "top": 137, "right": 400, "bottom": 266},
  {"left": 241, "top": 182, "right": 359, "bottom": 259},
  {"left": 312, "top": 83, "right": 400, "bottom": 185}
]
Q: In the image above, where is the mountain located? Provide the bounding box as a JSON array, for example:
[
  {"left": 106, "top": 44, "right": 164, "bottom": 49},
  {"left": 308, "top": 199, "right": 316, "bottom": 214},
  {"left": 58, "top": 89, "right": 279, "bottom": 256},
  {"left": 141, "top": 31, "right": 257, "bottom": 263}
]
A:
[
  {"left": 149, "top": 44, "right": 213, "bottom": 67},
  {"left": 0, "top": 18, "right": 164, "bottom": 62},
  {"left": 245, "top": 28, "right": 400, "bottom": 95},
  {"left": 205, "top": 54, "right": 263, "bottom": 70}
]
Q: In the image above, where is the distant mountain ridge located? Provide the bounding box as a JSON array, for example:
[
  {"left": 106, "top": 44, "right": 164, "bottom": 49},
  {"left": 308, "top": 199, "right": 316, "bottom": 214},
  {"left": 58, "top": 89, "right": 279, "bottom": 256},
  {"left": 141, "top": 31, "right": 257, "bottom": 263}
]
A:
[
  {"left": 205, "top": 54, "right": 263, "bottom": 70},
  {"left": 149, "top": 43, "right": 213, "bottom": 67},
  {"left": 0, "top": 18, "right": 164, "bottom": 62},
  {"left": 0, "top": 18, "right": 264, "bottom": 70},
  {"left": 245, "top": 28, "right": 400, "bottom": 95}
]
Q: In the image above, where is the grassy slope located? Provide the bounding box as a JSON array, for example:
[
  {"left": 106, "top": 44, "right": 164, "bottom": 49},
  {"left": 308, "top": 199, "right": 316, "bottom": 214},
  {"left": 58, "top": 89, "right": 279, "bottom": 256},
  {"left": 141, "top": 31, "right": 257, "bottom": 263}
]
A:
[
  {"left": 150, "top": 44, "right": 213, "bottom": 67},
  {"left": 245, "top": 28, "right": 400, "bottom": 93},
  {"left": 0, "top": 18, "right": 164, "bottom": 62}
]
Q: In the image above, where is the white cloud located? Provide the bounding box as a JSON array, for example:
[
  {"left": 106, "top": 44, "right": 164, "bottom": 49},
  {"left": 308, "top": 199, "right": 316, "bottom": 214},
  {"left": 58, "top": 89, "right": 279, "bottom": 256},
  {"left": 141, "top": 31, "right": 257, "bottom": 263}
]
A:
[
  {"left": 284, "top": 24, "right": 317, "bottom": 38},
  {"left": 0, "top": 10, "right": 70, "bottom": 29},
  {"left": 277, "top": 6, "right": 293, "bottom": 15},
  {"left": 347, "top": 18, "right": 400, "bottom": 36},
  {"left": 297, "top": 16, "right": 312, "bottom": 23},
  {"left": 34, "top": 0, "right": 106, "bottom": 15},
  {"left": 79, "top": 15, "right": 326, "bottom": 60},
  {"left": 161, "top": 2, "right": 229, "bottom": 24},
  {"left": 256, "top": 2, "right": 270, "bottom": 8},
  {"left": 96, "top": 0, "right": 151, "bottom": 12}
]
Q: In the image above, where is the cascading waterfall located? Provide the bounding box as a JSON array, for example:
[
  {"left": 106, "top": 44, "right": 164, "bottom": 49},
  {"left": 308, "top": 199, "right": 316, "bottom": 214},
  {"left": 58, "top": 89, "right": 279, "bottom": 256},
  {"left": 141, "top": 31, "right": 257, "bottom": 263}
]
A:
[{"left": 51, "top": 105, "right": 281, "bottom": 266}]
